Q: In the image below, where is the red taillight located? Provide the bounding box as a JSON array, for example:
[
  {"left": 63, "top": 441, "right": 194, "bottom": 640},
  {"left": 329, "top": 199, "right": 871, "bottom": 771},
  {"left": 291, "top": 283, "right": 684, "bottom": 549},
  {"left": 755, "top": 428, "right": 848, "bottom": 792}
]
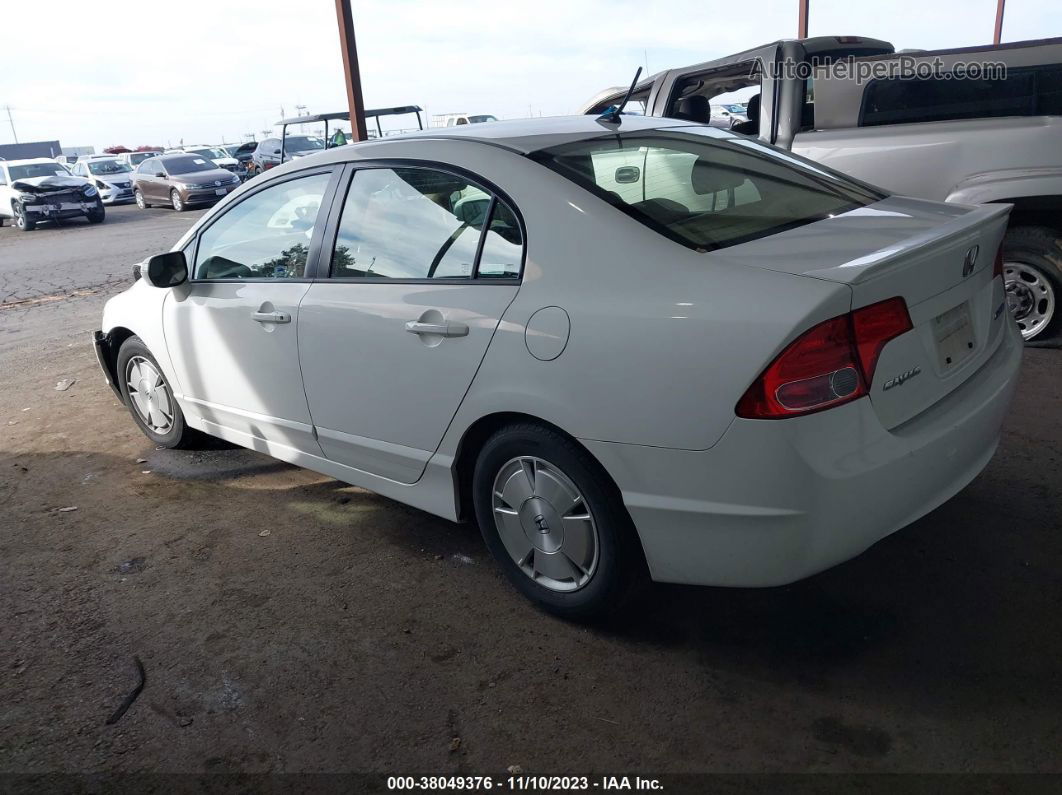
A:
[
  {"left": 736, "top": 297, "right": 913, "bottom": 419},
  {"left": 992, "top": 245, "right": 1004, "bottom": 279}
]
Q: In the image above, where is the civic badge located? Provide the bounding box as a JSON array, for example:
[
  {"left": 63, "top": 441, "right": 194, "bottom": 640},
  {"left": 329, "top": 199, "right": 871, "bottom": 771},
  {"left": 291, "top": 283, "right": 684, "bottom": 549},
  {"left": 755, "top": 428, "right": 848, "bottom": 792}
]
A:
[{"left": 962, "top": 246, "right": 979, "bottom": 277}]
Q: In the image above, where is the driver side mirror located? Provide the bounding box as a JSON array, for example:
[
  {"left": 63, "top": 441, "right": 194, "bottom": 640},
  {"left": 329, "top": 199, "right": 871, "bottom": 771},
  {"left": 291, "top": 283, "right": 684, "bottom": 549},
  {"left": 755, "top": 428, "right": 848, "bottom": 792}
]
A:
[{"left": 144, "top": 250, "right": 188, "bottom": 288}]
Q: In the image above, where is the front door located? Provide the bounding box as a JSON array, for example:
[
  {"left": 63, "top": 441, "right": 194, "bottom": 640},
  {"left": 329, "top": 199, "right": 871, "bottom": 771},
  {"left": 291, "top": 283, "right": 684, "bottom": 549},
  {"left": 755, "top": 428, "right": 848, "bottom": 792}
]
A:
[
  {"left": 162, "top": 169, "right": 337, "bottom": 454},
  {"left": 298, "top": 165, "right": 524, "bottom": 483}
]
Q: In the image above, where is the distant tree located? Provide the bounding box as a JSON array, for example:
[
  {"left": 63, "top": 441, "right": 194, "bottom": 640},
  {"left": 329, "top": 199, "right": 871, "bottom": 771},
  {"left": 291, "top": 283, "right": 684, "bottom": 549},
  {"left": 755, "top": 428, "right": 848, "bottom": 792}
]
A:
[
  {"left": 134, "top": 145, "right": 163, "bottom": 152},
  {"left": 103, "top": 145, "right": 132, "bottom": 154}
]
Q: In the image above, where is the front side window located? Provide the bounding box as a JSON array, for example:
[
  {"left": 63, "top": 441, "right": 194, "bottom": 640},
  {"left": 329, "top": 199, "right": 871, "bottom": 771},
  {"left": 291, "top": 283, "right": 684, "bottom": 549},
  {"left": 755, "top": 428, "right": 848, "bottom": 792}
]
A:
[
  {"left": 330, "top": 167, "right": 522, "bottom": 280},
  {"left": 194, "top": 172, "right": 331, "bottom": 280},
  {"left": 531, "top": 129, "right": 884, "bottom": 252}
]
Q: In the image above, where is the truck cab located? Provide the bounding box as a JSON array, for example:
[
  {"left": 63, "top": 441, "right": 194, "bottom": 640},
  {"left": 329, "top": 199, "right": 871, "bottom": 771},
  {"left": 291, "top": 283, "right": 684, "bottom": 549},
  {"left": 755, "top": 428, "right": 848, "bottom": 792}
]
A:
[{"left": 583, "top": 36, "right": 1062, "bottom": 341}]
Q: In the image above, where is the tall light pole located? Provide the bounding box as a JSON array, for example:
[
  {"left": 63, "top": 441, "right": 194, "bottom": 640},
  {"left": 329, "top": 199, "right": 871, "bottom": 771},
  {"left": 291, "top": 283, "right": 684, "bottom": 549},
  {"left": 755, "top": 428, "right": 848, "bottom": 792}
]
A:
[
  {"left": 797, "top": 0, "right": 809, "bottom": 38},
  {"left": 335, "top": 0, "right": 368, "bottom": 141},
  {"left": 4, "top": 105, "right": 16, "bottom": 143}
]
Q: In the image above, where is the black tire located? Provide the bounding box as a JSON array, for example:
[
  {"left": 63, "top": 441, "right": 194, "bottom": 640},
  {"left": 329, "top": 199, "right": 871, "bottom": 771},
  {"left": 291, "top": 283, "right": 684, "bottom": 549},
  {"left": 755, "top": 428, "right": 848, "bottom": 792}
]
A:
[
  {"left": 472, "top": 422, "right": 647, "bottom": 621},
  {"left": 135, "top": 189, "right": 150, "bottom": 209},
  {"left": 1002, "top": 226, "right": 1062, "bottom": 342},
  {"left": 170, "top": 189, "right": 186, "bottom": 212},
  {"left": 86, "top": 201, "right": 105, "bottom": 224},
  {"left": 116, "top": 336, "right": 198, "bottom": 449},
  {"left": 13, "top": 202, "right": 35, "bottom": 232}
]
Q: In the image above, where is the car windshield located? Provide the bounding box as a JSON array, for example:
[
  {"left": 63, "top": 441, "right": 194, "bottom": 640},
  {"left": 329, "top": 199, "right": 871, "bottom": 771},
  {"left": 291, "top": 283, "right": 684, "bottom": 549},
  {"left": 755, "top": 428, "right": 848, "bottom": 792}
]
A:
[
  {"left": 468, "top": 115, "right": 498, "bottom": 123},
  {"left": 189, "top": 148, "right": 226, "bottom": 159},
  {"left": 530, "top": 128, "right": 885, "bottom": 252},
  {"left": 284, "top": 136, "right": 325, "bottom": 151},
  {"left": 88, "top": 160, "right": 132, "bottom": 175},
  {"left": 164, "top": 155, "right": 215, "bottom": 175},
  {"left": 8, "top": 163, "right": 71, "bottom": 180}
]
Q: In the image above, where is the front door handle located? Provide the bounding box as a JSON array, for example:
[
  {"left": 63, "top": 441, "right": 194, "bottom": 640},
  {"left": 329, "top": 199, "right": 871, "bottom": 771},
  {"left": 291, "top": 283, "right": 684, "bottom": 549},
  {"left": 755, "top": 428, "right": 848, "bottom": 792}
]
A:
[
  {"left": 253, "top": 310, "right": 291, "bottom": 324},
  {"left": 405, "top": 320, "right": 469, "bottom": 337}
]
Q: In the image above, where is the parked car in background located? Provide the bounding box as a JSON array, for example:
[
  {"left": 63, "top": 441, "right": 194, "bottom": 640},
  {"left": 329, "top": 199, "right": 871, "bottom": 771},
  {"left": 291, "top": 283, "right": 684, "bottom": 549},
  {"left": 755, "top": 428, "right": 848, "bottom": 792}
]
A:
[
  {"left": 131, "top": 153, "right": 240, "bottom": 212},
  {"left": 0, "top": 158, "right": 103, "bottom": 230},
  {"left": 585, "top": 35, "right": 1062, "bottom": 341},
  {"left": 70, "top": 158, "right": 135, "bottom": 205},
  {"left": 95, "top": 116, "right": 1020, "bottom": 618},
  {"left": 117, "top": 151, "right": 162, "bottom": 169},
  {"left": 248, "top": 135, "right": 325, "bottom": 175},
  {"left": 231, "top": 142, "right": 257, "bottom": 177},
  {"left": 169, "top": 145, "right": 241, "bottom": 176},
  {"left": 431, "top": 113, "right": 499, "bottom": 127}
]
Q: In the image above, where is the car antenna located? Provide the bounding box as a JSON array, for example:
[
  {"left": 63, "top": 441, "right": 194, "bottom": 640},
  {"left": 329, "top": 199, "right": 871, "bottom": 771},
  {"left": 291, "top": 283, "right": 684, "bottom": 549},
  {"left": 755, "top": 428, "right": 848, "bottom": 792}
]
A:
[{"left": 597, "top": 67, "right": 643, "bottom": 125}]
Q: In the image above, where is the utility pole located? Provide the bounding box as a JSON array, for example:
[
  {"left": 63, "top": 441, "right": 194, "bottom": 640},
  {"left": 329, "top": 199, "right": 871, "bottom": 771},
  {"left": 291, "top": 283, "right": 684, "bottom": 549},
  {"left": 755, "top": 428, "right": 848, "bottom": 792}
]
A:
[
  {"left": 295, "top": 104, "right": 307, "bottom": 116},
  {"left": 4, "top": 105, "right": 17, "bottom": 143},
  {"left": 335, "top": 0, "right": 368, "bottom": 141},
  {"left": 993, "top": 0, "right": 1006, "bottom": 44},
  {"left": 797, "top": 0, "right": 809, "bottom": 38}
]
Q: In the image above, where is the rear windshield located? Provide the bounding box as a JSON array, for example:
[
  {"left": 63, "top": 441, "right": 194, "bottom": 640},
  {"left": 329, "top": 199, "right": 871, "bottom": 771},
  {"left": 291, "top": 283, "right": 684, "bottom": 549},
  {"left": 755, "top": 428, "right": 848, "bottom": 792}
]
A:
[
  {"left": 530, "top": 128, "right": 885, "bottom": 252},
  {"left": 163, "top": 155, "right": 216, "bottom": 175},
  {"left": 284, "top": 136, "right": 325, "bottom": 151}
]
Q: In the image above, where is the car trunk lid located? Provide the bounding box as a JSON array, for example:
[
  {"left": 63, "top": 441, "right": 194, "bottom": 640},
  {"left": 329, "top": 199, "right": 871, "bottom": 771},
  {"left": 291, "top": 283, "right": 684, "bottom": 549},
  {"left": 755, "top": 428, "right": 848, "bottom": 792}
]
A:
[{"left": 719, "top": 197, "right": 1012, "bottom": 428}]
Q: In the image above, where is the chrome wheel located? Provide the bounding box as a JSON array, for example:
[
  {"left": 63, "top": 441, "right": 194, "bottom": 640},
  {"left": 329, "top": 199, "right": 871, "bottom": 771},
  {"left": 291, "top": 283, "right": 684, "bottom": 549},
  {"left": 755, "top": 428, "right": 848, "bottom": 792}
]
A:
[
  {"left": 135, "top": 190, "right": 145, "bottom": 209},
  {"left": 125, "top": 356, "right": 174, "bottom": 434},
  {"left": 171, "top": 190, "right": 183, "bottom": 212},
  {"left": 14, "top": 204, "right": 26, "bottom": 229},
  {"left": 1004, "top": 260, "right": 1056, "bottom": 340},
  {"left": 491, "top": 456, "right": 599, "bottom": 592}
]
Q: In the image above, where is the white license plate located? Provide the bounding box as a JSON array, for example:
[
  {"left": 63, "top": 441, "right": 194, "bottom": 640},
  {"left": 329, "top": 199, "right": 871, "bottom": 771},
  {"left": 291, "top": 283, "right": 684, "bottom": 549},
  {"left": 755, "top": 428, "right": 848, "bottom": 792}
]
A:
[
  {"left": 215, "top": 188, "right": 227, "bottom": 196},
  {"left": 932, "top": 302, "right": 975, "bottom": 370}
]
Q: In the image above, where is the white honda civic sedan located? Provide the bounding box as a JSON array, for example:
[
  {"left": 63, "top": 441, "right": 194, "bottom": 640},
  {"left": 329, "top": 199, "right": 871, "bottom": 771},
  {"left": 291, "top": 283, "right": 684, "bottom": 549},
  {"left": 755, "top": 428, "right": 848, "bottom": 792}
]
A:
[{"left": 94, "top": 116, "right": 1022, "bottom": 618}]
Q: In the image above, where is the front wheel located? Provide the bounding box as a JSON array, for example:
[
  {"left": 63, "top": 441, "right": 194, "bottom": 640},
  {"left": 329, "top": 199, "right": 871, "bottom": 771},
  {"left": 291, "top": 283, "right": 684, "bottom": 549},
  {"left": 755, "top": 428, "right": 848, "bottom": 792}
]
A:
[
  {"left": 116, "top": 337, "right": 197, "bottom": 449},
  {"left": 135, "top": 189, "right": 150, "bottom": 209},
  {"left": 472, "top": 423, "right": 647, "bottom": 620},
  {"left": 86, "top": 202, "right": 105, "bottom": 224},
  {"left": 170, "top": 189, "right": 186, "bottom": 212},
  {"left": 1002, "top": 226, "right": 1061, "bottom": 342},
  {"left": 13, "top": 202, "right": 35, "bottom": 231}
]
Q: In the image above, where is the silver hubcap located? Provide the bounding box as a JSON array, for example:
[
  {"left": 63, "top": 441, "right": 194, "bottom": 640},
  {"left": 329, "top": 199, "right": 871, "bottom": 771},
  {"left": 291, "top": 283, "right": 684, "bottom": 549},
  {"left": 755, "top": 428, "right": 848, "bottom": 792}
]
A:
[
  {"left": 125, "top": 356, "right": 174, "bottom": 434},
  {"left": 136, "top": 191, "right": 144, "bottom": 208},
  {"left": 1004, "top": 261, "right": 1055, "bottom": 340},
  {"left": 492, "top": 456, "right": 598, "bottom": 592},
  {"left": 172, "top": 191, "right": 182, "bottom": 210}
]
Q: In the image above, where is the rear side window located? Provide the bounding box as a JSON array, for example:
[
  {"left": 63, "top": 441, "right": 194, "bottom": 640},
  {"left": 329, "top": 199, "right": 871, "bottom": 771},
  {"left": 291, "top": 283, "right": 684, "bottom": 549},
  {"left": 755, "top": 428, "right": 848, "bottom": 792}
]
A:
[
  {"left": 531, "top": 129, "right": 884, "bottom": 252},
  {"left": 861, "top": 65, "right": 1062, "bottom": 126},
  {"left": 329, "top": 166, "right": 523, "bottom": 280}
]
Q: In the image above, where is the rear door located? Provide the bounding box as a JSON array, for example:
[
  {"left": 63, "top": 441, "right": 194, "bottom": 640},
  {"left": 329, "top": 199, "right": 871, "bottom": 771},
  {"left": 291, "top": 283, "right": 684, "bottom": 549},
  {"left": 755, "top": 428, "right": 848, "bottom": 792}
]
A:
[{"left": 297, "top": 163, "right": 524, "bottom": 483}]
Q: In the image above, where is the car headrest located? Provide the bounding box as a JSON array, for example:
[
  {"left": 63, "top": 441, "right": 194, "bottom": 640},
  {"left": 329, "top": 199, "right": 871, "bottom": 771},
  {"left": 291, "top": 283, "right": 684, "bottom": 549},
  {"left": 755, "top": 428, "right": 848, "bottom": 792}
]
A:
[
  {"left": 691, "top": 157, "right": 747, "bottom": 195},
  {"left": 676, "top": 95, "right": 710, "bottom": 123},
  {"left": 745, "top": 94, "right": 761, "bottom": 122}
]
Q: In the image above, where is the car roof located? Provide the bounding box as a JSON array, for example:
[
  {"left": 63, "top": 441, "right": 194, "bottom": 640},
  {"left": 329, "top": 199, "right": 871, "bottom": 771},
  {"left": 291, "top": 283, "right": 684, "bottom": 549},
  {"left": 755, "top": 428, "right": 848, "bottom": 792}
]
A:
[
  {"left": 2, "top": 157, "right": 67, "bottom": 167},
  {"left": 365, "top": 114, "right": 703, "bottom": 155}
]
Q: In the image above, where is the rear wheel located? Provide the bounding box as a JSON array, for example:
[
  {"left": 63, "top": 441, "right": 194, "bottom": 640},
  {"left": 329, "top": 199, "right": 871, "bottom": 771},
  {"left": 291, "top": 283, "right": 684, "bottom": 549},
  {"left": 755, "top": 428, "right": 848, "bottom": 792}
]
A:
[
  {"left": 472, "top": 423, "right": 647, "bottom": 620},
  {"left": 135, "top": 189, "right": 150, "bottom": 209},
  {"left": 116, "top": 337, "right": 197, "bottom": 449},
  {"left": 1002, "top": 226, "right": 1061, "bottom": 341},
  {"left": 13, "top": 202, "right": 35, "bottom": 231},
  {"left": 170, "top": 189, "right": 186, "bottom": 212}
]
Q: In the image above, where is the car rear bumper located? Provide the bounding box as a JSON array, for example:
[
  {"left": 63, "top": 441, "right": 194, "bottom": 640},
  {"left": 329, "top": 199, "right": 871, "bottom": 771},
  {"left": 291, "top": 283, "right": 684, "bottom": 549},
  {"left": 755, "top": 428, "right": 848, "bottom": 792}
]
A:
[{"left": 582, "top": 317, "right": 1023, "bottom": 587}]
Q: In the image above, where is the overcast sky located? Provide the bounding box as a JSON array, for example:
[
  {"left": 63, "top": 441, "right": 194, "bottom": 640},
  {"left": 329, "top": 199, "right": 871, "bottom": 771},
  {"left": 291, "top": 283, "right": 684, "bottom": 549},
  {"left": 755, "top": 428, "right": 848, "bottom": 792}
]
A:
[{"left": 1, "top": 0, "right": 1058, "bottom": 150}]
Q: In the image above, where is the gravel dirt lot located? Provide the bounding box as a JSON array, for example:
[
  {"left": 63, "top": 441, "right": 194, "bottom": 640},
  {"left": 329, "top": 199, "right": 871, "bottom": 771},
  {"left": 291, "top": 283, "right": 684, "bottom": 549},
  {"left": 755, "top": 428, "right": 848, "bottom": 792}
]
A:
[{"left": 1, "top": 206, "right": 1060, "bottom": 784}]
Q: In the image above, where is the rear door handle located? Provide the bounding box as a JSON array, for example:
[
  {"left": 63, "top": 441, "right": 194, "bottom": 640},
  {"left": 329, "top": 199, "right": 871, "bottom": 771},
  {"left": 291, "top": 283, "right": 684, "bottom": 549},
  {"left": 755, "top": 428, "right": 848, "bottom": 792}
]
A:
[
  {"left": 253, "top": 310, "right": 291, "bottom": 324},
  {"left": 405, "top": 320, "right": 469, "bottom": 337}
]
